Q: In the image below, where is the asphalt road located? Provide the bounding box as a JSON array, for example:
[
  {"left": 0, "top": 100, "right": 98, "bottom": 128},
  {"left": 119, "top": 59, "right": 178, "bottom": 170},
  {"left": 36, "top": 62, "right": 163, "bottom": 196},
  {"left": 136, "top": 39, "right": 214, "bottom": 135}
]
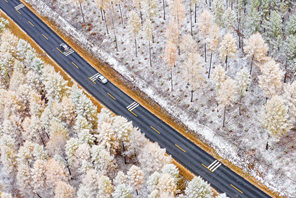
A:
[{"left": 0, "top": 1, "right": 272, "bottom": 197}]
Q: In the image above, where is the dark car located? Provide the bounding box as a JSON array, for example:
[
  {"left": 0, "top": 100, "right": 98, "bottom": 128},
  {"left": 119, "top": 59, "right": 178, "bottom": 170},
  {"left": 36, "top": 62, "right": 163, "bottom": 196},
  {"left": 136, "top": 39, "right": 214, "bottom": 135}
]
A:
[{"left": 60, "top": 43, "right": 69, "bottom": 52}]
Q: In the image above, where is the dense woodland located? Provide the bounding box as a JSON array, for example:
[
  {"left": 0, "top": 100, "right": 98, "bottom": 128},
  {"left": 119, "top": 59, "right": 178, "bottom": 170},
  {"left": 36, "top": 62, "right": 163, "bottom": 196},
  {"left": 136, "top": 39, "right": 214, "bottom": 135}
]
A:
[
  {"left": 14, "top": 0, "right": 296, "bottom": 196},
  {"left": 0, "top": 18, "right": 233, "bottom": 198}
]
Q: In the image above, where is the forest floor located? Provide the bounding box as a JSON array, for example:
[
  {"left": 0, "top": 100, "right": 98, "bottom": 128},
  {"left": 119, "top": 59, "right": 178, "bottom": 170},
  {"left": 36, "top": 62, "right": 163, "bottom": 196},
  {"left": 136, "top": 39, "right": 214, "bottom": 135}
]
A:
[{"left": 15, "top": 1, "right": 283, "bottom": 197}]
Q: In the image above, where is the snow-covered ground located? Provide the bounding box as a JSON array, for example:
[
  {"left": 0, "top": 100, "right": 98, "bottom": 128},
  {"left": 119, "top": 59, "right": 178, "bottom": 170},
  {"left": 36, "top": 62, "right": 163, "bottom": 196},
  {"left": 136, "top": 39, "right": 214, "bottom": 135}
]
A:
[{"left": 23, "top": 0, "right": 296, "bottom": 196}]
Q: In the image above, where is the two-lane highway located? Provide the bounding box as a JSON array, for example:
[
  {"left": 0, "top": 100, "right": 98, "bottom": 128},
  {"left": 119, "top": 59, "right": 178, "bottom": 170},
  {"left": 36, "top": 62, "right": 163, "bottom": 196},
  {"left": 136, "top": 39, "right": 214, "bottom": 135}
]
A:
[{"left": 0, "top": 1, "right": 272, "bottom": 197}]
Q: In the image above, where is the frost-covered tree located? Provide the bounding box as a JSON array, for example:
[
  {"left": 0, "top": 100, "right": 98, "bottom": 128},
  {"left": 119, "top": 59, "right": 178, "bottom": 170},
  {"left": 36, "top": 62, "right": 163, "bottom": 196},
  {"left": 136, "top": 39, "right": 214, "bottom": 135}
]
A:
[
  {"left": 157, "top": 173, "right": 177, "bottom": 197},
  {"left": 74, "top": 115, "right": 91, "bottom": 134},
  {"left": 217, "top": 77, "right": 236, "bottom": 127},
  {"left": 185, "top": 176, "right": 213, "bottom": 198},
  {"left": 284, "top": 81, "right": 296, "bottom": 122},
  {"left": 0, "top": 192, "right": 12, "bottom": 198},
  {"left": 113, "top": 171, "right": 127, "bottom": 186},
  {"left": 17, "top": 141, "right": 35, "bottom": 166},
  {"left": 235, "top": 68, "right": 251, "bottom": 115},
  {"left": 198, "top": 10, "right": 213, "bottom": 61},
  {"left": 180, "top": 34, "right": 197, "bottom": 58},
  {"left": 31, "top": 160, "right": 46, "bottom": 197},
  {"left": 54, "top": 181, "right": 75, "bottom": 198},
  {"left": 261, "top": 95, "right": 292, "bottom": 149},
  {"left": 29, "top": 57, "right": 44, "bottom": 75},
  {"left": 16, "top": 163, "right": 33, "bottom": 197},
  {"left": 244, "top": 32, "right": 269, "bottom": 74},
  {"left": 161, "top": 164, "right": 179, "bottom": 184},
  {"left": 143, "top": 19, "right": 153, "bottom": 67},
  {"left": 223, "top": 7, "right": 236, "bottom": 29},
  {"left": 98, "top": 175, "right": 113, "bottom": 197},
  {"left": 81, "top": 169, "right": 100, "bottom": 197},
  {"left": 286, "top": 15, "right": 296, "bottom": 36},
  {"left": 127, "top": 165, "right": 144, "bottom": 195},
  {"left": 164, "top": 41, "right": 178, "bottom": 92},
  {"left": 65, "top": 138, "right": 80, "bottom": 167},
  {"left": 9, "top": 70, "right": 25, "bottom": 92},
  {"left": 0, "top": 52, "right": 13, "bottom": 85},
  {"left": 0, "top": 134, "right": 17, "bottom": 176},
  {"left": 16, "top": 39, "right": 31, "bottom": 60},
  {"left": 33, "top": 144, "right": 48, "bottom": 161},
  {"left": 148, "top": 190, "right": 159, "bottom": 198},
  {"left": 212, "top": 0, "right": 224, "bottom": 27},
  {"left": 128, "top": 10, "right": 141, "bottom": 57},
  {"left": 45, "top": 158, "right": 68, "bottom": 192},
  {"left": 40, "top": 106, "right": 53, "bottom": 138},
  {"left": 147, "top": 171, "right": 161, "bottom": 192},
  {"left": 97, "top": 122, "right": 119, "bottom": 153},
  {"left": 216, "top": 193, "right": 229, "bottom": 198},
  {"left": 212, "top": 64, "right": 226, "bottom": 91},
  {"left": 78, "top": 129, "right": 95, "bottom": 145},
  {"left": 26, "top": 70, "right": 44, "bottom": 96},
  {"left": 141, "top": 0, "right": 157, "bottom": 21},
  {"left": 91, "top": 145, "right": 116, "bottom": 175},
  {"left": 207, "top": 23, "right": 221, "bottom": 78},
  {"left": 258, "top": 59, "right": 285, "bottom": 99},
  {"left": 219, "top": 33, "right": 237, "bottom": 70},
  {"left": 112, "top": 184, "right": 132, "bottom": 198},
  {"left": 165, "top": 17, "right": 180, "bottom": 47},
  {"left": 60, "top": 95, "right": 77, "bottom": 125},
  {"left": 75, "top": 94, "right": 98, "bottom": 128},
  {"left": 77, "top": 186, "right": 92, "bottom": 198},
  {"left": 170, "top": 0, "right": 185, "bottom": 28},
  {"left": 29, "top": 91, "right": 44, "bottom": 117},
  {"left": 285, "top": 35, "right": 296, "bottom": 82}
]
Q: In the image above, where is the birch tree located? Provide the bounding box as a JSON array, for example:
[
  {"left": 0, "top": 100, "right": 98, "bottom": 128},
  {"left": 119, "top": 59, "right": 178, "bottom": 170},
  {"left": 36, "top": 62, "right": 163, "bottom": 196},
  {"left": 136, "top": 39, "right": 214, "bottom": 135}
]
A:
[
  {"left": 128, "top": 10, "right": 141, "bottom": 57},
  {"left": 164, "top": 41, "right": 178, "bottom": 92},
  {"left": 199, "top": 10, "right": 213, "bottom": 61},
  {"left": 261, "top": 95, "right": 292, "bottom": 149},
  {"left": 217, "top": 77, "right": 236, "bottom": 127},
  {"left": 235, "top": 68, "right": 251, "bottom": 115},
  {"left": 258, "top": 59, "right": 284, "bottom": 99},
  {"left": 219, "top": 33, "right": 237, "bottom": 71},
  {"left": 244, "top": 32, "right": 268, "bottom": 74}
]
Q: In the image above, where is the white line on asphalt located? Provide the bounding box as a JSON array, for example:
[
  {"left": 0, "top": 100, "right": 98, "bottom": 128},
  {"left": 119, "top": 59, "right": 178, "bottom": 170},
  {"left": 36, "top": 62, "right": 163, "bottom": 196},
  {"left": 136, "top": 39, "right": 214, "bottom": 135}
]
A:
[{"left": 14, "top": 3, "right": 24, "bottom": 10}]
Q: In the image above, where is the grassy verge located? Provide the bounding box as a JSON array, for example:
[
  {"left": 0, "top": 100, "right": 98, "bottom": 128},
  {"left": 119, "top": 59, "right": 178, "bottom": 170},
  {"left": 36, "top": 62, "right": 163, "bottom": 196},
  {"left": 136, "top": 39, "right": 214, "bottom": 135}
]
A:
[{"left": 16, "top": 2, "right": 283, "bottom": 197}]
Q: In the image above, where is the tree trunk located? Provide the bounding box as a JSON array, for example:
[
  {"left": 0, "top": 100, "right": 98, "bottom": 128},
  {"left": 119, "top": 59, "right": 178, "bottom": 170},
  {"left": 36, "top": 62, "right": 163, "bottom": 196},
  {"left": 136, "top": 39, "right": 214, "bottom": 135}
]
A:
[
  {"left": 191, "top": 90, "right": 194, "bottom": 102},
  {"left": 239, "top": 95, "right": 242, "bottom": 116},
  {"left": 242, "top": 38, "right": 244, "bottom": 54},
  {"left": 111, "top": 17, "right": 118, "bottom": 51},
  {"left": 225, "top": 55, "right": 228, "bottom": 71},
  {"left": 171, "top": 67, "right": 173, "bottom": 91},
  {"left": 101, "top": 9, "right": 104, "bottom": 21},
  {"left": 149, "top": 41, "right": 152, "bottom": 67},
  {"left": 105, "top": 18, "right": 109, "bottom": 35},
  {"left": 136, "top": 189, "right": 138, "bottom": 195},
  {"left": 162, "top": 0, "right": 166, "bottom": 20},
  {"left": 190, "top": 5, "right": 193, "bottom": 36},
  {"left": 135, "top": 38, "right": 137, "bottom": 57},
  {"left": 118, "top": 3, "right": 124, "bottom": 24},
  {"left": 140, "top": 11, "right": 143, "bottom": 24},
  {"left": 78, "top": 0, "right": 85, "bottom": 23},
  {"left": 266, "top": 141, "right": 269, "bottom": 150},
  {"left": 194, "top": 4, "right": 197, "bottom": 23},
  {"left": 249, "top": 54, "right": 254, "bottom": 75},
  {"left": 284, "top": 59, "right": 288, "bottom": 83},
  {"left": 222, "top": 106, "right": 226, "bottom": 127},
  {"left": 208, "top": 52, "right": 213, "bottom": 78},
  {"left": 204, "top": 43, "right": 207, "bottom": 62},
  {"left": 36, "top": 193, "right": 42, "bottom": 198}
]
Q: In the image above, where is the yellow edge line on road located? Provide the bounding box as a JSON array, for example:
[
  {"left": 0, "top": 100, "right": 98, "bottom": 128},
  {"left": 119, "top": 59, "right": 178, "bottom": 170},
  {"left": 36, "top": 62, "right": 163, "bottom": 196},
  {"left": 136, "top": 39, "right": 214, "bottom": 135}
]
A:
[
  {"left": 128, "top": 109, "right": 137, "bottom": 117},
  {"left": 16, "top": 9, "right": 21, "bottom": 14},
  {"left": 88, "top": 77, "right": 96, "bottom": 84},
  {"left": 42, "top": 34, "right": 48, "bottom": 40},
  {"left": 4, "top": 0, "right": 8, "bottom": 3},
  {"left": 107, "top": 93, "right": 116, "bottom": 100},
  {"left": 28, "top": 21, "right": 34, "bottom": 27},
  {"left": 56, "top": 47, "right": 63, "bottom": 54},
  {"left": 175, "top": 144, "right": 186, "bottom": 152},
  {"left": 71, "top": 62, "right": 79, "bottom": 69},
  {"left": 150, "top": 126, "right": 160, "bottom": 134},
  {"left": 230, "top": 184, "right": 243, "bottom": 194},
  {"left": 202, "top": 163, "right": 213, "bottom": 172}
]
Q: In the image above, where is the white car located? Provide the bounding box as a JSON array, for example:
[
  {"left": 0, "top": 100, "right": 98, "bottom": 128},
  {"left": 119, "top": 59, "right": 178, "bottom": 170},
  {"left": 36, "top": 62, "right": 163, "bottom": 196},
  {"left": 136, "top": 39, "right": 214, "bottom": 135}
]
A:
[
  {"left": 97, "top": 74, "right": 108, "bottom": 84},
  {"left": 60, "top": 43, "right": 69, "bottom": 52}
]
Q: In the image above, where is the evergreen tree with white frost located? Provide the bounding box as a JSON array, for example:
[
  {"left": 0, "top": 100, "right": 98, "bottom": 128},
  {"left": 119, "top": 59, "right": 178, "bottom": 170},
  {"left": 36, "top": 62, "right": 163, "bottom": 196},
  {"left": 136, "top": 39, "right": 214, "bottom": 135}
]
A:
[
  {"left": 33, "top": 144, "right": 48, "bottom": 161},
  {"left": 70, "top": 83, "right": 83, "bottom": 105},
  {"left": 261, "top": 95, "right": 292, "bottom": 149},
  {"left": 75, "top": 93, "right": 98, "bottom": 128},
  {"left": 91, "top": 144, "right": 116, "bottom": 175},
  {"left": 65, "top": 138, "right": 80, "bottom": 166},
  {"left": 16, "top": 163, "right": 33, "bottom": 197},
  {"left": 113, "top": 171, "right": 127, "bottom": 186},
  {"left": 285, "top": 35, "right": 296, "bottom": 82},
  {"left": 31, "top": 159, "right": 46, "bottom": 197},
  {"left": 212, "top": 64, "right": 226, "bottom": 91},
  {"left": 223, "top": 7, "right": 236, "bottom": 30},
  {"left": 157, "top": 173, "right": 177, "bottom": 197},
  {"left": 147, "top": 171, "right": 161, "bottom": 192},
  {"left": 286, "top": 15, "right": 296, "bottom": 36},
  {"left": 207, "top": 23, "right": 221, "bottom": 78},
  {"left": 161, "top": 164, "right": 179, "bottom": 184},
  {"left": 211, "top": 0, "right": 224, "bottom": 27},
  {"left": 219, "top": 33, "right": 237, "bottom": 71},
  {"left": 127, "top": 165, "right": 144, "bottom": 195},
  {"left": 45, "top": 158, "right": 68, "bottom": 193},
  {"left": 185, "top": 176, "right": 213, "bottom": 198},
  {"left": 235, "top": 67, "right": 251, "bottom": 115},
  {"left": 244, "top": 32, "right": 269, "bottom": 74},
  {"left": 78, "top": 129, "right": 95, "bottom": 145},
  {"left": 74, "top": 115, "right": 92, "bottom": 134},
  {"left": 112, "top": 184, "right": 132, "bottom": 198},
  {"left": 54, "top": 181, "right": 75, "bottom": 198},
  {"left": 217, "top": 77, "right": 236, "bottom": 127},
  {"left": 165, "top": 17, "right": 180, "bottom": 47},
  {"left": 77, "top": 186, "right": 92, "bottom": 198},
  {"left": 98, "top": 175, "right": 113, "bottom": 197},
  {"left": 198, "top": 10, "right": 213, "bottom": 61},
  {"left": 128, "top": 10, "right": 141, "bottom": 57},
  {"left": 284, "top": 81, "right": 296, "bottom": 122},
  {"left": 258, "top": 59, "right": 285, "bottom": 99},
  {"left": 82, "top": 169, "right": 100, "bottom": 197},
  {"left": 164, "top": 41, "right": 178, "bottom": 92},
  {"left": 0, "top": 134, "right": 17, "bottom": 176}
]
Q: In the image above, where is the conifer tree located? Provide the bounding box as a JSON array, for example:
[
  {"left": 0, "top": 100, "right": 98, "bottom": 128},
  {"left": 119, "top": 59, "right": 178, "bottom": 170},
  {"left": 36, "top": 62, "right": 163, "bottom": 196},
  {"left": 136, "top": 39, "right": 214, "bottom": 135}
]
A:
[
  {"left": 212, "top": 64, "right": 226, "bottom": 91},
  {"left": 235, "top": 67, "right": 251, "bottom": 115},
  {"left": 219, "top": 33, "right": 237, "bottom": 70},
  {"left": 161, "top": 164, "right": 179, "bottom": 184},
  {"left": 112, "top": 184, "right": 132, "bottom": 198},
  {"left": 98, "top": 175, "right": 113, "bottom": 197},
  {"left": 199, "top": 10, "right": 213, "bottom": 61},
  {"left": 157, "top": 173, "right": 177, "bottom": 197},
  {"left": 31, "top": 159, "right": 46, "bottom": 197},
  {"left": 16, "top": 163, "right": 33, "bottom": 197},
  {"left": 113, "top": 171, "right": 127, "bottom": 186},
  {"left": 223, "top": 7, "right": 236, "bottom": 30},
  {"left": 286, "top": 15, "right": 296, "bottom": 36},
  {"left": 180, "top": 34, "right": 197, "bottom": 58},
  {"left": 127, "top": 165, "right": 144, "bottom": 195},
  {"left": 147, "top": 171, "right": 161, "bottom": 192},
  {"left": 54, "top": 181, "right": 75, "bottom": 198},
  {"left": 164, "top": 41, "right": 178, "bottom": 92},
  {"left": 185, "top": 176, "right": 213, "bottom": 198},
  {"left": 212, "top": 0, "right": 224, "bottom": 27}
]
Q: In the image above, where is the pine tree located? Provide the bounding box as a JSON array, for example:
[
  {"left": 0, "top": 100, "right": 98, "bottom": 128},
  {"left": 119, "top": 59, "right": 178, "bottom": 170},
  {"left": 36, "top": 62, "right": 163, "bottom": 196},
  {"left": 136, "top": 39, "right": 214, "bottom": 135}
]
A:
[
  {"left": 0, "top": 134, "right": 17, "bottom": 176},
  {"left": 97, "top": 122, "right": 120, "bottom": 153},
  {"left": 164, "top": 41, "right": 178, "bottom": 92},
  {"left": 16, "top": 39, "right": 31, "bottom": 60},
  {"left": 31, "top": 159, "right": 46, "bottom": 197},
  {"left": 223, "top": 7, "right": 236, "bottom": 30},
  {"left": 65, "top": 138, "right": 80, "bottom": 166},
  {"left": 33, "top": 144, "right": 48, "bottom": 161},
  {"left": 60, "top": 95, "right": 77, "bottom": 125},
  {"left": 98, "top": 175, "right": 113, "bottom": 197},
  {"left": 81, "top": 169, "right": 100, "bottom": 197},
  {"left": 128, "top": 10, "right": 141, "bottom": 57},
  {"left": 147, "top": 171, "right": 161, "bottom": 192},
  {"left": 143, "top": 19, "right": 153, "bottom": 67},
  {"left": 78, "top": 129, "right": 95, "bottom": 145},
  {"left": 16, "top": 163, "right": 33, "bottom": 197},
  {"left": 247, "top": 8, "right": 261, "bottom": 36},
  {"left": 219, "top": 33, "right": 237, "bottom": 70},
  {"left": 286, "top": 15, "right": 296, "bottom": 36},
  {"left": 91, "top": 145, "right": 116, "bottom": 175},
  {"left": 141, "top": 0, "right": 157, "bottom": 21},
  {"left": 258, "top": 59, "right": 284, "bottom": 99},
  {"left": 217, "top": 77, "right": 236, "bottom": 127},
  {"left": 112, "top": 184, "right": 132, "bottom": 198},
  {"left": 244, "top": 32, "right": 269, "bottom": 74},
  {"left": 207, "top": 23, "right": 221, "bottom": 78},
  {"left": 212, "top": 0, "right": 224, "bottom": 27},
  {"left": 284, "top": 81, "right": 296, "bottom": 122},
  {"left": 185, "top": 176, "right": 213, "bottom": 198},
  {"left": 285, "top": 35, "right": 296, "bottom": 82},
  {"left": 198, "top": 10, "right": 213, "bottom": 62},
  {"left": 127, "top": 165, "right": 144, "bottom": 195},
  {"left": 74, "top": 115, "right": 92, "bottom": 134},
  {"left": 235, "top": 68, "right": 251, "bottom": 115},
  {"left": 157, "top": 173, "right": 177, "bottom": 197},
  {"left": 54, "top": 181, "right": 75, "bottom": 198},
  {"left": 9, "top": 70, "right": 25, "bottom": 92},
  {"left": 212, "top": 64, "right": 226, "bottom": 91},
  {"left": 165, "top": 17, "right": 180, "bottom": 47},
  {"left": 161, "top": 164, "right": 179, "bottom": 184},
  {"left": 261, "top": 95, "right": 292, "bottom": 148},
  {"left": 45, "top": 158, "right": 68, "bottom": 192},
  {"left": 75, "top": 94, "right": 98, "bottom": 128}
]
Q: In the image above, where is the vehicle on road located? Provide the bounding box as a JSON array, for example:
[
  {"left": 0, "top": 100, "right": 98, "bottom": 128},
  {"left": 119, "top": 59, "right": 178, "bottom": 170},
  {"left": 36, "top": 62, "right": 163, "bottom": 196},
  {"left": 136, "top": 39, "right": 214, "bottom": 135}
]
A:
[
  {"left": 60, "top": 43, "right": 69, "bottom": 52},
  {"left": 97, "top": 74, "right": 108, "bottom": 84}
]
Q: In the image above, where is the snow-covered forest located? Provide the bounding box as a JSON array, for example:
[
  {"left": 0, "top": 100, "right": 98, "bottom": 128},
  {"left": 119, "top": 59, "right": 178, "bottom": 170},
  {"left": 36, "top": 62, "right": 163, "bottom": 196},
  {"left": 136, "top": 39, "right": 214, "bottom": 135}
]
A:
[
  {"left": 0, "top": 17, "right": 228, "bottom": 197},
  {"left": 14, "top": 0, "right": 296, "bottom": 196}
]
